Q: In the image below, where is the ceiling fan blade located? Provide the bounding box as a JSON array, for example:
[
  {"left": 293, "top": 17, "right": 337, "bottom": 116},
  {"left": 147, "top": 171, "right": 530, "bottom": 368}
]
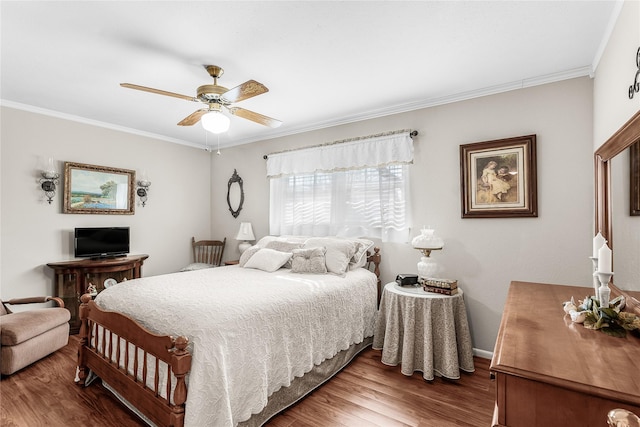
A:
[
  {"left": 221, "top": 80, "right": 269, "bottom": 103},
  {"left": 120, "top": 83, "right": 197, "bottom": 102},
  {"left": 177, "top": 109, "right": 208, "bottom": 126},
  {"left": 228, "top": 107, "right": 282, "bottom": 128}
]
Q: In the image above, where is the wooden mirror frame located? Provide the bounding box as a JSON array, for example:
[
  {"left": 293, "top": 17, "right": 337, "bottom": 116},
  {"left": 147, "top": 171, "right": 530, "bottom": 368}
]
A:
[{"left": 594, "top": 109, "right": 640, "bottom": 315}]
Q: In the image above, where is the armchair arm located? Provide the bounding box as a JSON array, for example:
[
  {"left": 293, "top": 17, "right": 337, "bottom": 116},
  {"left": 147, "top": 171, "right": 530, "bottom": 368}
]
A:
[{"left": 5, "top": 296, "right": 65, "bottom": 308}]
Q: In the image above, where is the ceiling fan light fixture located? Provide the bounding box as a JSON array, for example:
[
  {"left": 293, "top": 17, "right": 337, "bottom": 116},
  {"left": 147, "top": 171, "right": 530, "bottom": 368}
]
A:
[
  {"left": 201, "top": 110, "right": 230, "bottom": 134},
  {"left": 122, "top": 64, "right": 280, "bottom": 131}
]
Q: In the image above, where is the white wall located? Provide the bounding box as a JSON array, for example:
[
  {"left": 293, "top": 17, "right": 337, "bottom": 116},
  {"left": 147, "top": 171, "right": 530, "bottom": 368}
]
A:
[
  {"left": 0, "top": 107, "right": 213, "bottom": 299},
  {"left": 212, "top": 77, "right": 595, "bottom": 354},
  {"left": 593, "top": 0, "right": 640, "bottom": 147},
  {"left": 593, "top": 0, "right": 640, "bottom": 291}
]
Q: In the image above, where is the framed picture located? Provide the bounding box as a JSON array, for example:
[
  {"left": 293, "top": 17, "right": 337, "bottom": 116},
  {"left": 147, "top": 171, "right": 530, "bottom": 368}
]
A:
[
  {"left": 63, "top": 162, "right": 135, "bottom": 215},
  {"left": 460, "top": 135, "right": 537, "bottom": 218},
  {"left": 631, "top": 140, "right": 640, "bottom": 216}
]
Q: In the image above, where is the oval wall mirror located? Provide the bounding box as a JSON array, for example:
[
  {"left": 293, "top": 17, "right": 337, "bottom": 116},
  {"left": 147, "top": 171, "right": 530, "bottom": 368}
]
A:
[{"left": 227, "top": 169, "right": 244, "bottom": 218}]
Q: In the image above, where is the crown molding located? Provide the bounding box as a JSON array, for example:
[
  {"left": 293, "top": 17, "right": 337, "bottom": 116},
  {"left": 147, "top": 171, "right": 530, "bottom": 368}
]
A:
[
  {"left": 2, "top": 66, "right": 593, "bottom": 150},
  {"left": 226, "top": 66, "right": 594, "bottom": 147},
  {"left": 0, "top": 100, "right": 202, "bottom": 149},
  {"left": 591, "top": 0, "right": 624, "bottom": 75}
]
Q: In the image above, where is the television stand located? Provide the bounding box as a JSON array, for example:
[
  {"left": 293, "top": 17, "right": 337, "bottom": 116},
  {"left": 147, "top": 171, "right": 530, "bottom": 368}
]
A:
[
  {"left": 46, "top": 254, "right": 149, "bottom": 334},
  {"left": 89, "top": 254, "right": 127, "bottom": 261}
]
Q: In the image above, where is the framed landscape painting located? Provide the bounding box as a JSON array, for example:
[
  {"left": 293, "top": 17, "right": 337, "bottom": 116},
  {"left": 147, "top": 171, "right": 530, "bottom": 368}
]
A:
[
  {"left": 63, "top": 162, "right": 135, "bottom": 215},
  {"left": 460, "top": 135, "right": 537, "bottom": 218}
]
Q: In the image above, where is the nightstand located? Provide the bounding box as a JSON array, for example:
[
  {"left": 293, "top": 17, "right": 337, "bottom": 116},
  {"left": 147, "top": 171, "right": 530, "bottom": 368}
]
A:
[{"left": 372, "top": 282, "right": 474, "bottom": 380}]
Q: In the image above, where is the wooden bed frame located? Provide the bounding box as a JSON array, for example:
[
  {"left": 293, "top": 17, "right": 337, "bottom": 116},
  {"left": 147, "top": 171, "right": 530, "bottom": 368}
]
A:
[{"left": 76, "top": 248, "right": 381, "bottom": 427}]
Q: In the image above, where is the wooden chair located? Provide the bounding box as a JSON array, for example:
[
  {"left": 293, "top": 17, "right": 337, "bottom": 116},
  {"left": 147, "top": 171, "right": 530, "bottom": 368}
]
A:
[{"left": 180, "top": 237, "right": 226, "bottom": 271}]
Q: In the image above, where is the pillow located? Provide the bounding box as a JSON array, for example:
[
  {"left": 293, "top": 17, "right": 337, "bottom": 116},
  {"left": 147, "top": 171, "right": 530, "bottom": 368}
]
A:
[
  {"left": 239, "top": 245, "right": 261, "bottom": 267},
  {"left": 303, "top": 237, "right": 356, "bottom": 276},
  {"left": 255, "top": 235, "right": 280, "bottom": 247},
  {"left": 349, "top": 238, "right": 375, "bottom": 270},
  {"left": 256, "top": 235, "right": 309, "bottom": 247},
  {"left": 243, "top": 248, "right": 292, "bottom": 272},
  {"left": 180, "top": 263, "right": 214, "bottom": 272},
  {"left": 278, "top": 235, "right": 309, "bottom": 244},
  {"left": 291, "top": 247, "right": 328, "bottom": 274},
  {"left": 265, "top": 240, "right": 304, "bottom": 268}
]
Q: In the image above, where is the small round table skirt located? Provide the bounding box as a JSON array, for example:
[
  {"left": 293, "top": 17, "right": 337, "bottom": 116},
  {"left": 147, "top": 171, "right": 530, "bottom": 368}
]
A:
[{"left": 373, "top": 283, "right": 475, "bottom": 380}]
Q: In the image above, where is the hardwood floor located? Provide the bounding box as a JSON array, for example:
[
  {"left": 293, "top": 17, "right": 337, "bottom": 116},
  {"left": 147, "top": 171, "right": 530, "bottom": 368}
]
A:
[{"left": 1, "top": 336, "right": 495, "bottom": 426}]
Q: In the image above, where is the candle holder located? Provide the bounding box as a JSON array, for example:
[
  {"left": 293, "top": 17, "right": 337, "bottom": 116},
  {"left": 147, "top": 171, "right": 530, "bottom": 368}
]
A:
[
  {"left": 589, "top": 256, "right": 599, "bottom": 297},
  {"left": 595, "top": 271, "right": 614, "bottom": 308}
]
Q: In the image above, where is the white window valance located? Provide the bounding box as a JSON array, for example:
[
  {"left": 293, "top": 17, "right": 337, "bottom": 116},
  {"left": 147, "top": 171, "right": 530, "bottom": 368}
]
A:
[{"left": 266, "top": 131, "right": 414, "bottom": 178}]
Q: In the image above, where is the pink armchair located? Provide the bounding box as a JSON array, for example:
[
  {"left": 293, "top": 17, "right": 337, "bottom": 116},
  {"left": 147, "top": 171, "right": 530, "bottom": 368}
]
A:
[{"left": 0, "top": 296, "right": 70, "bottom": 375}]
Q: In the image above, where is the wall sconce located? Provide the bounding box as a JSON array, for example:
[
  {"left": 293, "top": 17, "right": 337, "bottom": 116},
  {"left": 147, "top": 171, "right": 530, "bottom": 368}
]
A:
[
  {"left": 136, "top": 173, "right": 151, "bottom": 207},
  {"left": 235, "top": 222, "right": 255, "bottom": 254},
  {"left": 39, "top": 158, "right": 59, "bottom": 204}
]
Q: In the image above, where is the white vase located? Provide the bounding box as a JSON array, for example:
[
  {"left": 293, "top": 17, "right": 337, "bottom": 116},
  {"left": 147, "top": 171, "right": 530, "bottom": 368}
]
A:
[{"left": 417, "top": 256, "right": 438, "bottom": 278}]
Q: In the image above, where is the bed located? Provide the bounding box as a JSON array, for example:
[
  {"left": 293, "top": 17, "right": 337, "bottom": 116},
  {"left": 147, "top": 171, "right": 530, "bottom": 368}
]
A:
[{"left": 76, "top": 236, "right": 381, "bottom": 427}]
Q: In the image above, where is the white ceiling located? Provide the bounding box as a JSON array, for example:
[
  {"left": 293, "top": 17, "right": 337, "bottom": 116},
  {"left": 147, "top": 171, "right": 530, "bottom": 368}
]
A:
[{"left": 0, "top": 1, "right": 620, "bottom": 150}]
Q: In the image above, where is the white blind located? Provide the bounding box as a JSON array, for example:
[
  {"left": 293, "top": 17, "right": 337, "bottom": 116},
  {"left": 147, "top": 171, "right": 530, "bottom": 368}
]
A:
[
  {"left": 266, "top": 132, "right": 413, "bottom": 177},
  {"left": 268, "top": 132, "right": 413, "bottom": 243}
]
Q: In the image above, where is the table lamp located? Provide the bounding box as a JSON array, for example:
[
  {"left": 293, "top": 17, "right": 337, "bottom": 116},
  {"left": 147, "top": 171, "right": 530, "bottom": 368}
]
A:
[
  {"left": 411, "top": 227, "right": 444, "bottom": 279},
  {"left": 236, "top": 222, "right": 255, "bottom": 254}
]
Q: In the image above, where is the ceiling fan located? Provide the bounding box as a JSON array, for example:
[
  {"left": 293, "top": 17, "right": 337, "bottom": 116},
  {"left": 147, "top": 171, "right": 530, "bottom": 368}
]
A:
[{"left": 120, "top": 65, "right": 282, "bottom": 133}]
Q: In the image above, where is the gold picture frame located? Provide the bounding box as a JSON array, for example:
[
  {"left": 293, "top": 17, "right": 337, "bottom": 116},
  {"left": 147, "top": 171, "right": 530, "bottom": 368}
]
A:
[
  {"left": 460, "top": 135, "right": 538, "bottom": 218},
  {"left": 63, "top": 162, "right": 135, "bottom": 215}
]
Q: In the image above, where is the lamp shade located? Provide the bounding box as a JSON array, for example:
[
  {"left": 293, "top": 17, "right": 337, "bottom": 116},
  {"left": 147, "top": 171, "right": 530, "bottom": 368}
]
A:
[
  {"left": 236, "top": 222, "right": 255, "bottom": 241},
  {"left": 201, "top": 111, "right": 230, "bottom": 134},
  {"left": 411, "top": 227, "right": 444, "bottom": 249}
]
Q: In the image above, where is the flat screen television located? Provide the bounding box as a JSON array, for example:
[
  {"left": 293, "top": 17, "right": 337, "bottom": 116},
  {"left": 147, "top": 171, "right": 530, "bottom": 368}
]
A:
[{"left": 74, "top": 227, "right": 130, "bottom": 259}]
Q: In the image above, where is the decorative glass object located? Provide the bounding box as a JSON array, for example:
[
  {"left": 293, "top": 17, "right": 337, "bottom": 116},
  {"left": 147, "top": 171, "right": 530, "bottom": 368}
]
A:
[
  {"left": 412, "top": 227, "right": 444, "bottom": 279},
  {"left": 417, "top": 256, "right": 438, "bottom": 278}
]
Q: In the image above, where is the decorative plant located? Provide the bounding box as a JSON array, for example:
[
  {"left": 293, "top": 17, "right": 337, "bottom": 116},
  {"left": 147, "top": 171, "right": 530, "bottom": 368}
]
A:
[{"left": 563, "top": 295, "right": 640, "bottom": 338}]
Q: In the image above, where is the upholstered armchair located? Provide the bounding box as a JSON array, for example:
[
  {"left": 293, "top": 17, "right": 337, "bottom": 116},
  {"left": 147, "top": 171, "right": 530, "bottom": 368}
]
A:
[{"left": 0, "top": 296, "right": 70, "bottom": 375}]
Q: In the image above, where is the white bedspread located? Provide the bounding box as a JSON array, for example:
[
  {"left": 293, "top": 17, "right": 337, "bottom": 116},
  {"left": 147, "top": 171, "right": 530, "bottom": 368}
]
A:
[{"left": 95, "top": 265, "right": 377, "bottom": 427}]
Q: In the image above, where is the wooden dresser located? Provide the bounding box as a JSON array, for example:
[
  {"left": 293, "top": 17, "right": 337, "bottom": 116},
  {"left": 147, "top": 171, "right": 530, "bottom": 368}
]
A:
[{"left": 491, "top": 281, "right": 640, "bottom": 427}]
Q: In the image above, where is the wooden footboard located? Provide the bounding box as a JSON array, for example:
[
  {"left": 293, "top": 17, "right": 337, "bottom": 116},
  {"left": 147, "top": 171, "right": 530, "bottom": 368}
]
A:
[{"left": 76, "top": 294, "right": 192, "bottom": 427}]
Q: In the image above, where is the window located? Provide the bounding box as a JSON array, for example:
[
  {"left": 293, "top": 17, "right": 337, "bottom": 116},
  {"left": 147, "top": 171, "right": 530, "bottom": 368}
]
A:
[{"left": 267, "top": 131, "right": 413, "bottom": 243}]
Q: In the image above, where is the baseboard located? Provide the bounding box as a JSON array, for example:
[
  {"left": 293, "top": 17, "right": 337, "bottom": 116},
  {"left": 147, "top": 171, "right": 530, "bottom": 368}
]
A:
[{"left": 473, "top": 348, "right": 493, "bottom": 360}]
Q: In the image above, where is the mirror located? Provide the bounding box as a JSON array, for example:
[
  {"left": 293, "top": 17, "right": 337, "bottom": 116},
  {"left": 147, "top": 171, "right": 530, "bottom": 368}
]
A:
[
  {"left": 227, "top": 169, "right": 244, "bottom": 218},
  {"left": 632, "top": 141, "right": 640, "bottom": 216},
  {"left": 612, "top": 148, "right": 640, "bottom": 292},
  {"left": 595, "top": 110, "right": 640, "bottom": 315}
]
